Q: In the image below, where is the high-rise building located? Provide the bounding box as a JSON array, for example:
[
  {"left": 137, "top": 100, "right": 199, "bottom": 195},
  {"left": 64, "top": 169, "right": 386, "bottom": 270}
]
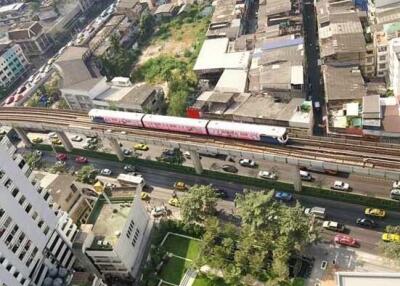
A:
[
  {"left": 0, "top": 136, "right": 76, "bottom": 286},
  {"left": 0, "top": 43, "right": 29, "bottom": 89}
]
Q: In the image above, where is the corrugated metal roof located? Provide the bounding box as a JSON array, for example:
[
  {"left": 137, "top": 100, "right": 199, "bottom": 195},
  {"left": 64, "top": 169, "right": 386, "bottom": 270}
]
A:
[
  {"left": 261, "top": 37, "right": 304, "bottom": 51},
  {"left": 290, "top": 65, "right": 303, "bottom": 85}
]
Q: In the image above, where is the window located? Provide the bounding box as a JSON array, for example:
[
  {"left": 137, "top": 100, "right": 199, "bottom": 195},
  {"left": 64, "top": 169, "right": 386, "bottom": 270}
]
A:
[
  {"left": 379, "top": 55, "right": 386, "bottom": 61},
  {"left": 43, "top": 226, "right": 49, "bottom": 235},
  {"left": 18, "top": 160, "right": 25, "bottom": 169},
  {"left": 19, "top": 195, "right": 26, "bottom": 205},
  {"left": 0, "top": 208, "right": 4, "bottom": 218},
  {"left": 31, "top": 211, "right": 38, "bottom": 220},
  {"left": 379, "top": 63, "right": 386, "bottom": 69},
  {"left": 43, "top": 192, "right": 50, "bottom": 201},
  {"left": 4, "top": 179, "right": 12, "bottom": 188},
  {"left": 38, "top": 220, "right": 44, "bottom": 228},
  {"left": 25, "top": 204, "right": 32, "bottom": 213},
  {"left": 70, "top": 184, "right": 78, "bottom": 193},
  {"left": 11, "top": 188, "right": 19, "bottom": 197}
]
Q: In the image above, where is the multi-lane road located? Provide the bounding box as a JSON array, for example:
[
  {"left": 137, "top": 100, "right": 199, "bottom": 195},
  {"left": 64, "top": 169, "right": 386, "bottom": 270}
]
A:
[{"left": 28, "top": 148, "right": 400, "bottom": 255}]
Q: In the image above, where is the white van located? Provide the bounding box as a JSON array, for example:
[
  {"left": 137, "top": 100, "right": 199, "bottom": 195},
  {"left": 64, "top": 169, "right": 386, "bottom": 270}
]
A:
[
  {"left": 304, "top": 207, "right": 326, "bottom": 219},
  {"left": 299, "top": 170, "right": 313, "bottom": 181},
  {"left": 390, "top": 189, "right": 400, "bottom": 201}
]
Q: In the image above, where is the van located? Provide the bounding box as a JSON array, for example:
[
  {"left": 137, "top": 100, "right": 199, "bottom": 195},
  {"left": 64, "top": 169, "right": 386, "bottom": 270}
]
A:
[
  {"left": 304, "top": 207, "right": 326, "bottom": 219},
  {"left": 390, "top": 189, "right": 400, "bottom": 201},
  {"left": 299, "top": 170, "right": 313, "bottom": 181}
]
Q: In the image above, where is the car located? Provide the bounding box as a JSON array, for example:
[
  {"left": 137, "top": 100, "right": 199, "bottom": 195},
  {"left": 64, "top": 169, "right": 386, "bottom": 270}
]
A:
[
  {"left": 86, "top": 137, "right": 98, "bottom": 144},
  {"left": 32, "top": 137, "right": 43, "bottom": 144},
  {"left": 322, "top": 221, "right": 345, "bottom": 232},
  {"left": 134, "top": 143, "right": 149, "bottom": 151},
  {"left": 39, "top": 66, "right": 46, "bottom": 73},
  {"left": 75, "top": 156, "right": 88, "bottom": 164},
  {"left": 331, "top": 181, "right": 351, "bottom": 191},
  {"left": 123, "top": 165, "right": 136, "bottom": 172},
  {"left": 393, "top": 180, "right": 400, "bottom": 189},
  {"left": 100, "top": 169, "right": 112, "bottom": 176},
  {"left": 141, "top": 192, "right": 150, "bottom": 200},
  {"left": 33, "top": 74, "right": 42, "bottom": 84},
  {"left": 123, "top": 149, "right": 132, "bottom": 156},
  {"left": 151, "top": 206, "right": 167, "bottom": 217},
  {"left": 33, "top": 150, "right": 42, "bottom": 157},
  {"left": 5, "top": 96, "right": 14, "bottom": 105},
  {"left": 239, "top": 159, "right": 256, "bottom": 167},
  {"left": 44, "top": 65, "right": 52, "bottom": 74},
  {"left": 55, "top": 161, "right": 66, "bottom": 168},
  {"left": 71, "top": 135, "right": 83, "bottom": 142},
  {"left": 56, "top": 153, "right": 67, "bottom": 161},
  {"left": 174, "top": 181, "right": 188, "bottom": 191},
  {"left": 390, "top": 189, "right": 400, "bottom": 201},
  {"left": 168, "top": 198, "right": 180, "bottom": 207},
  {"left": 51, "top": 139, "right": 62, "bottom": 145},
  {"left": 83, "top": 143, "right": 96, "bottom": 150},
  {"left": 304, "top": 207, "right": 326, "bottom": 219},
  {"left": 275, "top": 191, "right": 293, "bottom": 202},
  {"left": 258, "top": 170, "right": 278, "bottom": 180},
  {"left": 17, "top": 86, "right": 27, "bottom": 94},
  {"left": 214, "top": 188, "right": 228, "bottom": 199},
  {"left": 382, "top": 233, "right": 400, "bottom": 243},
  {"left": 334, "top": 234, "right": 359, "bottom": 247},
  {"left": 27, "top": 75, "right": 35, "bottom": 82},
  {"left": 364, "top": 208, "right": 386, "bottom": 218},
  {"left": 14, "top": 94, "right": 23, "bottom": 102},
  {"left": 48, "top": 132, "right": 58, "bottom": 139},
  {"left": 222, "top": 164, "right": 238, "bottom": 173},
  {"left": 356, "top": 218, "right": 376, "bottom": 228},
  {"left": 299, "top": 170, "right": 313, "bottom": 181}
]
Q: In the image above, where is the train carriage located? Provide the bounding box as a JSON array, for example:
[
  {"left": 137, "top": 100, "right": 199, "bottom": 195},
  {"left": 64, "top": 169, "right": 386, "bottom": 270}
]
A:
[
  {"left": 142, "top": 114, "right": 209, "bottom": 135},
  {"left": 89, "top": 109, "right": 144, "bottom": 127}
]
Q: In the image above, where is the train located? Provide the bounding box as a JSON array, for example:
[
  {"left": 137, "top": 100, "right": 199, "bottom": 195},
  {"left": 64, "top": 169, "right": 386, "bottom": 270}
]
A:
[{"left": 88, "top": 109, "right": 289, "bottom": 145}]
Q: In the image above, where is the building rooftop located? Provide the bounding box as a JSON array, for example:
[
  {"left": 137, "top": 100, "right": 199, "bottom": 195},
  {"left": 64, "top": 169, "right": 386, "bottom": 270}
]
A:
[
  {"left": 155, "top": 3, "right": 175, "bottom": 15},
  {"left": 382, "top": 104, "right": 400, "bottom": 133},
  {"left": 336, "top": 272, "right": 400, "bottom": 286},
  {"left": 8, "top": 22, "right": 43, "bottom": 41},
  {"left": 0, "top": 3, "right": 24, "bottom": 14},
  {"left": 264, "top": 0, "right": 291, "bottom": 16},
  {"left": 215, "top": 69, "right": 248, "bottom": 93},
  {"left": 363, "top": 95, "right": 381, "bottom": 114},
  {"left": 117, "top": 0, "right": 140, "bottom": 9},
  {"left": 323, "top": 65, "right": 366, "bottom": 101},
  {"left": 89, "top": 200, "right": 132, "bottom": 249}
]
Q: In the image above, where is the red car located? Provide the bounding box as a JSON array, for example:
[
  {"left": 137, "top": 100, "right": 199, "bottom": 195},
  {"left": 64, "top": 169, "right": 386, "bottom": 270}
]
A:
[
  {"left": 75, "top": 156, "right": 88, "bottom": 164},
  {"left": 334, "top": 234, "right": 359, "bottom": 247},
  {"left": 56, "top": 153, "right": 67, "bottom": 161},
  {"left": 5, "top": 96, "right": 14, "bottom": 105}
]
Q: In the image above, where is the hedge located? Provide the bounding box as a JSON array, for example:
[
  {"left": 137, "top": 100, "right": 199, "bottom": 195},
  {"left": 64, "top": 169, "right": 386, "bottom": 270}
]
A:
[{"left": 34, "top": 144, "right": 400, "bottom": 211}]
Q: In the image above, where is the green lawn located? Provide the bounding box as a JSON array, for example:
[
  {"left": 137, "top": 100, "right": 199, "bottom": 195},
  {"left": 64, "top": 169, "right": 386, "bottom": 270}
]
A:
[
  {"left": 193, "top": 275, "right": 230, "bottom": 286},
  {"left": 159, "top": 256, "right": 192, "bottom": 285},
  {"left": 292, "top": 278, "right": 305, "bottom": 286},
  {"left": 162, "top": 234, "right": 200, "bottom": 260}
]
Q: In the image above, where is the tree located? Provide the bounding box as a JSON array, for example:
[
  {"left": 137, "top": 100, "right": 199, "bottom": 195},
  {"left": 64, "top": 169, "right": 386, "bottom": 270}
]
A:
[
  {"left": 24, "top": 152, "right": 42, "bottom": 169},
  {"left": 139, "top": 12, "right": 155, "bottom": 42},
  {"left": 379, "top": 225, "right": 400, "bottom": 261},
  {"left": 180, "top": 185, "right": 218, "bottom": 223},
  {"left": 76, "top": 165, "right": 98, "bottom": 184}
]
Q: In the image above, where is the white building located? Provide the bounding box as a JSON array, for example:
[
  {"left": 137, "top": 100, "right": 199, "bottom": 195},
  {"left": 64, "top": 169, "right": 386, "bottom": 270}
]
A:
[
  {"left": 388, "top": 37, "right": 400, "bottom": 96},
  {"left": 0, "top": 43, "right": 29, "bottom": 88},
  {"left": 0, "top": 136, "right": 76, "bottom": 286}
]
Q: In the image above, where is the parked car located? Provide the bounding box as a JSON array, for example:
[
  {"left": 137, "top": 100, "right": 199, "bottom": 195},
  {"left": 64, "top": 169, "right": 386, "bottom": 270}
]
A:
[
  {"left": 56, "top": 153, "right": 67, "bottom": 161},
  {"left": 299, "top": 170, "right": 313, "bottom": 181},
  {"left": 151, "top": 206, "right": 167, "bottom": 217},
  {"left": 100, "top": 169, "right": 112, "bottom": 176},
  {"left": 356, "top": 218, "right": 376, "bottom": 228},
  {"left": 275, "top": 192, "right": 293, "bottom": 202},
  {"left": 390, "top": 189, "right": 400, "bottom": 201},
  {"left": 48, "top": 132, "right": 58, "bottom": 139},
  {"left": 141, "top": 192, "right": 150, "bottom": 201},
  {"left": 123, "top": 149, "right": 132, "bottom": 156},
  {"left": 258, "top": 170, "right": 278, "bottom": 180},
  {"left": 393, "top": 180, "right": 400, "bottom": 189},
  {"left": 51, "top": 139, "right": 62, "bottom": 145},
  {"left": 134, "top": 143, "right": 149, "bottom": 151},
  {"left": 123, "top": 165, "right": 136, "bottom": 173},
  {"left": 304, "top": 207, "right": 326, "bottom": 219},
  {"left": 214, "top": 188, "right": 228, "bottom": 199},
  {"left": 222, "top": 164, "right": 238, "bottom": 173},
  {"left": 239, "top": 159, "right": 256, "bottom": 168},
  {"left": 364, "top": 208, "right": 386, "bottom": 218},
  {"left": 5, "top": 96, "right": 14, "bottom": 105},
  {"left": 174, "top": 181, "right": 188, "bottom": 191},
  {"left": 331, "top": 181, "right": 351, "bottom": 191},
  {"left": 322, "top": 221, "right": 345, "bottom": 232},
  {"left": 34, "top": 150, "right": 43, "bottom": 157},
  {"left": 168, "top": 197, "right": 180, "bottom": 207},
  {"left": 55, "top": 161, "right": 66, "bottom": 168},
  {"left": 71, "top": 135, "right": 83, "bottom": 142},
  {"left": 334, "top": 234, "right": 359, "bottom": 247},
  {"left": 382, "top": 233, "right": 400, "bottom": 243},
  {"left": 32, "top": 137, "right": 43, "bottom": 144},
  {"left": 17, "top": 86, "right": 27, "bottom": 94},
  {"left": 75, "top": 156, "right": 88, "bottom": 164}
]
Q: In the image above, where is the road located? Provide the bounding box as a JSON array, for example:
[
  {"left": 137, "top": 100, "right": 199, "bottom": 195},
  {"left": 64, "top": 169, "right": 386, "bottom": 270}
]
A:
[
  {"left": 303, "top": 0, "right": 324, "bottom": 135},
  {"left": 27, "top": 149, "right": 400, "bottom": 255},
  {"left": 25, "top": 131, "right": 396, "bottom": 200}
]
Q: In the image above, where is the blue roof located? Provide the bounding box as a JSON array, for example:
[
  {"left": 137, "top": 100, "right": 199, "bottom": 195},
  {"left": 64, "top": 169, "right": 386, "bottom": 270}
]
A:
[{"left": 261, "top": 37, "right": 304, "bottom": 51}]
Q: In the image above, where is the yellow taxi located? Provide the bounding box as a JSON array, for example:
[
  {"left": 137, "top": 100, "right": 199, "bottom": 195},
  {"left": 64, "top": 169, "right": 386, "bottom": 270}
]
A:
[
  {"left": 134, "top": 143, "right": 149, "bottom": 151},
  {"left": 32, "top": 137, "right": 43, "bottom": 144},
  {"left": 364, "top": 208, "right": 386, "bottom": 218},
  {"left": 141, "top": 192, "right": 150, "bottom": 201},
  {"left": 382, "top": 233, "right": 400, "bottom": 243},
  {"left": 168, "top": 198, "right": 180, "bottom": 207},
  {"left": 51, "top": 138, "right": 62, "bottom": 145},
  {"left": 173, "top": 181, "right": 188, "bottom": 191}
]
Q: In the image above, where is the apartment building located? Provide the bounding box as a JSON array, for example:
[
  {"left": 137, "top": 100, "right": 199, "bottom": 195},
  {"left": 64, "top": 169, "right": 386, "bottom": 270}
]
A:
[
  {"left": 374, "top": 31, "right": 390, "bottom": 76},
  {"left": 388, "top": 37, "right": 400, "bottom": 96},
  {"left": 0, "top": 3, "right": 29, "bottom": 27},
  {"left": 0, "top": 136, "right": 75, "bottom": 286},
  {"left": 0, "top": 43, "right": 29, "bottom": 88},
  {"left": 7, "top": 22, "right": 53, "bottom": 57}
]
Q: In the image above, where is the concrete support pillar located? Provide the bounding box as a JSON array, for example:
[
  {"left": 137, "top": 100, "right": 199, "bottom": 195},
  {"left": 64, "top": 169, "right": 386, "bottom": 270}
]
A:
[
  {"left": 108, "top": 137, "right": 124, "bottom": 161},
  {"left": 189, "top": 150, "right": 203, "bottom": 174},
  {"left": 292, "top": 165, "right": 302, "bottom": 192},
  {"left": 56, "top": 131, "right": 73, "bottom": 152},
  {"left": 14, "top": 127, "right": 32, "bottom": 148}
]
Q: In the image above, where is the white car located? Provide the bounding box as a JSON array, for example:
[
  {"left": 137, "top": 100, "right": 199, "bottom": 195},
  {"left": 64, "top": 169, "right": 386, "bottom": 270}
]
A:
[
  {"left": 48, "top": 132, "right": 58, "bottom": 139},
  {"left": 100, "top": 169, "right": 112, "bottom": 176},
  {"left": 70, "top": 135, "right": 83, "bottom": 142},
  {"left": 331, "top": 181, "right": 351, "bottom": 191},
  {"left": 258, "top": 170, "right": 277, "bottom": 180},
  {"left": 393, "top": 180, "right": 400, "bottom": 189},
  {"left": 33, "top": 74, "right": 42, "bottom": 84},
  {"left": 239, "top": 159, "right": 256, "bottom": 167}
]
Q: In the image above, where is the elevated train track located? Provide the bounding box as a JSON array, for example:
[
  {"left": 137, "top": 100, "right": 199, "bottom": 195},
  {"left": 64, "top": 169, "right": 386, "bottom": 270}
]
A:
[{"left": 1, "top": 107, "right": 400, "bottom": 175}]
